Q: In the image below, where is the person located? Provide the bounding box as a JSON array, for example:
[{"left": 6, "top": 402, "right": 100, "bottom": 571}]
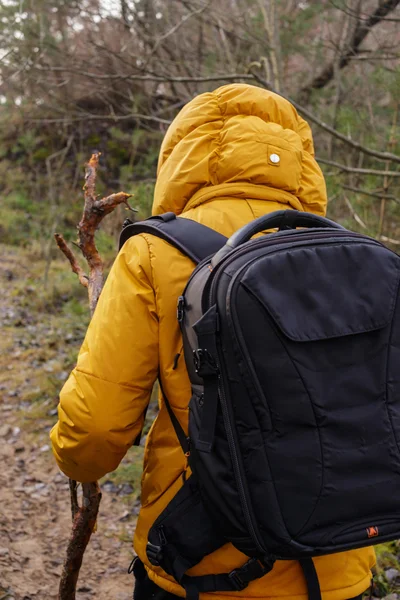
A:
[{"left": 51, "top": 84, "right": 375, "bottom": 600}]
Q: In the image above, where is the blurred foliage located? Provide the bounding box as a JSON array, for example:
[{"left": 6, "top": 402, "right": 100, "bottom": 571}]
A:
[
  {"left": 0, "top": 2, "right": 399, "bottom": 592},
  {"left": 0, "top": 0, "right": 398, "bottom": 261}
]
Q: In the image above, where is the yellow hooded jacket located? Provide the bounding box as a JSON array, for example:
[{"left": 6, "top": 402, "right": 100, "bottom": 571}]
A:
[{"left": 51, "top": 84, "right": 375, "bottom": 599}]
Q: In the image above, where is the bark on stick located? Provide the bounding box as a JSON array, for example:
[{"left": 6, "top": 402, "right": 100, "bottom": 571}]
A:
[{"left": 55, "top": 152, "right": 133, "bottom": 600}]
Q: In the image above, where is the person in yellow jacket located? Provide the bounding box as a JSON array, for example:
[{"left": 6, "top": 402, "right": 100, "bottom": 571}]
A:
[{"left": 51, "top": 84, "right": 375, "bottom": 599}]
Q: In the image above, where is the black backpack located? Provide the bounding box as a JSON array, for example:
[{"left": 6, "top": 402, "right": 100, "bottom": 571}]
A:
[{"left": 120, "top": 210, "right": 400, "bottom": 600}]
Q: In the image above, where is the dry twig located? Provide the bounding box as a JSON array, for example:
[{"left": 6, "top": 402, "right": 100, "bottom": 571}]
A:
[
  {"left": 55, "top": 152, "right": 134, "bottom": 599},
  {"left": 54, "top": 234, "right": 89, "bottom": 288},
  {"left": 381, "top": 235, "right": 400, "bottom": 245},
  {"left": 316, "top": 157, "right": 400, "bottom": 177},
  {"left": 343, "top": 195, "right": 368, "bottom": 229},
  {"left": 251, "top": 70, "right": 400, "bottom": 165},
  {"left": 342, "top": 184, "right": 400, "bottom": 203},
  {"left": 31, "top": 64, "right": 400, "bottom": 165},
  {"left": 300, "top": 0, "right": 400, "bottom": 96}
]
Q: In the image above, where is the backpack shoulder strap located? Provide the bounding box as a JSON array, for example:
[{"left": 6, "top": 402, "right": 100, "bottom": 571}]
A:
[
  {"left": 119, "top": 212, "right": 228, "bottom": 452},
  {"left": 119, "top": 212, "right": 227, "bottom": 264}
]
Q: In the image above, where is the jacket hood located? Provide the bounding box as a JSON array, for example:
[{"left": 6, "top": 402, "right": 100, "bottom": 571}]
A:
[{"left": 152, "top": 83, "right": 327, "bottom": 217}]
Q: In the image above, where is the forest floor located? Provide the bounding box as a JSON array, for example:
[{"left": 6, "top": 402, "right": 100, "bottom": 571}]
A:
[
  {"left": 1, "top": 242, "right": 400, "bottom": 600},
  {"left": 0, "top": 244, "right": 144, "bottom": 600}
]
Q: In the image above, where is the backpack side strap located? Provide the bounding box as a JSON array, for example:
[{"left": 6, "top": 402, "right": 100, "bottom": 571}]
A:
[
  {"left": 181, "top": 556, "right": 274, "bottom": 600},
  {"left": 119, "top": 212, "right": 228, "bottom": 264},
  {"left": 299, "top": 558, "right": 322, "bottom": 600}
]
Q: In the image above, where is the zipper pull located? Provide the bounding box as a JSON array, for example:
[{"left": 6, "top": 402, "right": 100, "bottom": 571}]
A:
[
  {"left": 158, "top": 525, "right": 167, "bottom": 546},
  {"left": 177, "top": 296, "right": 185, "bottom": 323}
]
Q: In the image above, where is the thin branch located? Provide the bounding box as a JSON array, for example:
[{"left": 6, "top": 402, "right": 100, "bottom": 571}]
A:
[
  {"left": 342, "top": 184, "right": 400, "bottom": 203},
  {"left": 328, "top": 0, "right": 400, "bottom": 23},
  {"left": 37, "top": 65, "right": 399, "bottom": 166},
  {"left": 347, "top": 54, "right": 400, "bottom": 60},
  {"left": 54, "top": 234, "right": 89, "bottom": 287},
  {"left": 301, "top": 0, "right": 400, "bottom": 95},
  {"left": 256, "top": 0, "right": 281, "bottom": 91},
  {"left": 378, "top": 103, "right": 398, "bottom": 238},
  {"left": 344, "top": 195, "right": 368, "bottom": 229},
  {"left": 151, "top": 1, "right": 209, "bottom": 55},
  {"left": 93, "top": 191, "right": 136, "bottom": 214},
  {"left": 317, "top": 157, "right": 400, "bottom": 177},
  {"left": 27, "top": 68, "right": 400, "bottom": 164},
  {"left": 251, "top": 71, "right": 400, "bottom": 164},
  {"left": 381, "top": 235, "right": 400, "bottom": 245},
  {"left": 33, "top": 65, "right": 256, "bottom": 83},
  {"left": 29, "top": 113, "right": 172, "bottom": 125}
]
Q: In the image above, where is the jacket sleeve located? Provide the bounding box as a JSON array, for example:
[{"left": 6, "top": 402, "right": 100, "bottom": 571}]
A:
[{"left": 50, "top": 234, "right": 158, "bottom": 483}]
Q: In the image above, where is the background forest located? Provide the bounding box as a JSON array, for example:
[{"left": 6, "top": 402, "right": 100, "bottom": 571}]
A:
[{"left": 1, "top": 1, "right": 400, "bottom": 599}]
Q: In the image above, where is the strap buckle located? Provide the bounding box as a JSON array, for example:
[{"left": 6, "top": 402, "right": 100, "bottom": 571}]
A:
[
  {"left": 228, "top": 557, "right": 274, "bottom": 591},
  {"left": 228, "top": 569, "right": 247, "bottom": 591},
  {"left": 122, "top": 218, "right": 134, "bottom": 229},
  {"left": 146, "top": 542, "right": 163, "bottom": 567},
  {"left": 193, "top": 349, "right": 219, "bottom": 378}
]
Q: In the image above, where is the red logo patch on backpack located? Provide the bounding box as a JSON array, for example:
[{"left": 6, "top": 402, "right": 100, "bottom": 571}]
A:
[{"left": 367, "top": 526, "right": 379, "bottom": 538}]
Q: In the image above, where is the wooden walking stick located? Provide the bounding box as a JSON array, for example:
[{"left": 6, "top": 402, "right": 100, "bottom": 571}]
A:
[{"left": 54, "top": 152, "right": 134, "bottom": 599}]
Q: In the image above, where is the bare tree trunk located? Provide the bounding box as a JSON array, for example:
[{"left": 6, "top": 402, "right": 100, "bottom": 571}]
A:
[
  {"left": 300, "top": 0, "right": 400, "bottom": 99},
  {"left": 256, "top": 0, "right": 281, "bottom": 92}
]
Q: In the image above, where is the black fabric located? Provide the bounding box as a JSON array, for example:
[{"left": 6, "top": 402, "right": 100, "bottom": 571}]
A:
[
  {"left": 193, "top": 306, "right": 221, "bottom": 453},
  {"left": 119, "top": 213, "right": 227, "bottom": 263},
  {"left": 241, "top": 243, "right": 398, "bottom": 341},
  {"left": 183, "top": 223, "right": 400, "bottom": 557},
  {"left": 193, "top": 307, "right": 219, "bottom": 452},
  {"left": 133, "top": 567, "right": 180, "bottom": 599},
  {"left": 131, "top": 556, "right": 180, "bottom": 599},
  {"left": 146, "top": 476, "right": 273, "bottom": 599},
  {"left": 147, "top": 476, "right": 226, "bottom": 572},
  {"left": 194, "top": 375, "right": 218, "bottom": 453}
]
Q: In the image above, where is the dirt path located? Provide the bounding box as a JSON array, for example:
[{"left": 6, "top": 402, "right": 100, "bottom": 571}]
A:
[{"left": 0, "top": 245, "right": 139, "bottom": 600}]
